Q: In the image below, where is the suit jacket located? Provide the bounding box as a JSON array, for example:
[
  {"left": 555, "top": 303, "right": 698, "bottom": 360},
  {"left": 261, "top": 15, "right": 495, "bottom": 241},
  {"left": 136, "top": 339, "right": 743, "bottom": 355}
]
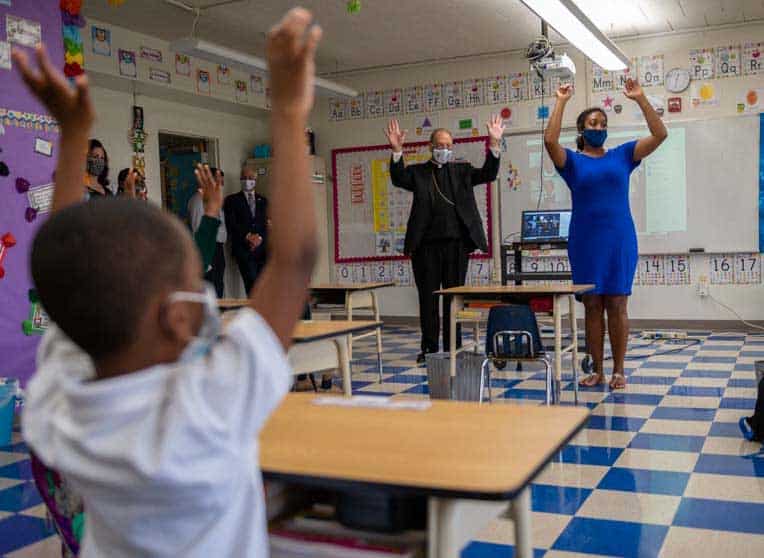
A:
[
  {"left": 389, "top": 152, "right": 499, "bottom": 255},
  {"left": 223, "top": 191, "right": 268, "bottom": 262}
]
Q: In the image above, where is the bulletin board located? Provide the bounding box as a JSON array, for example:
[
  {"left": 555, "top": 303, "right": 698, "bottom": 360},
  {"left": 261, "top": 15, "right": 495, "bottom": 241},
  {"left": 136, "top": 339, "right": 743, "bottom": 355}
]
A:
[
  {"left": 332, "top": 136, "right": 493, "bottom": 263},
  {"left": 0, "top": 1, "right": 64, "bottom": 385}
]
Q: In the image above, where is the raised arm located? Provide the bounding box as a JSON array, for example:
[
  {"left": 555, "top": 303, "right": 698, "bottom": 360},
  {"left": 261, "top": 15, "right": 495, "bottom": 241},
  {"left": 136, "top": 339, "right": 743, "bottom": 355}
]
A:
[
  {"left": 544, "top": 84, "right": 573, "bottom": 169},
  {"left": 13, "top": 45, "right": 94, "bottom": 213},
  {"left": 248, "top": 8, "right": 322, "bottom": 348},
  {"left": 193, "top": 164, "right": 224, "bottom": 272},
  {"left": 385, "top": 118, "right": 415, "bottom": 191},
  {"left": 469, "top": 114, "right": 504, "bottom": 185},
  {"left": 625, "top": 79, "right": 668, "bottom": 161}
]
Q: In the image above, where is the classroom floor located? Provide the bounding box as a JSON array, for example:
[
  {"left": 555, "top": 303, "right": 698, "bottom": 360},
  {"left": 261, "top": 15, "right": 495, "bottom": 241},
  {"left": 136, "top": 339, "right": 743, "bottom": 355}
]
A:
[{"left": 1, "top": 324, "right": 763, "bottom": 557}]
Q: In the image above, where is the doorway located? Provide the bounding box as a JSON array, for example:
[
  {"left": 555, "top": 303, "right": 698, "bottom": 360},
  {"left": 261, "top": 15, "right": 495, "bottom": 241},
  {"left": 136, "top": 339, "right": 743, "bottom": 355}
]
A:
[{"left": 158, "top": 132, "right": 218, "bottom": 225}]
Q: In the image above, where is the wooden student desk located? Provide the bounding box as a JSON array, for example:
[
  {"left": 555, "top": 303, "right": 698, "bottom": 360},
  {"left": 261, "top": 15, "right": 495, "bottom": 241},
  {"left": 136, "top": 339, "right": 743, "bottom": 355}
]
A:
[
  {"left": 310, "top": 282, "right": 395, "bottom": 379},
  {"left": 261, "top": 393, "right": 590, "bottom": 558},
  {"left": 290, "top": 320, "right": 381, "bottom": 397},
  {"left": 436, "top": 284, "right": 595, "bottom": 403},
  {"left": 218, "top": 303, "right": 380, "bottom": 397}
]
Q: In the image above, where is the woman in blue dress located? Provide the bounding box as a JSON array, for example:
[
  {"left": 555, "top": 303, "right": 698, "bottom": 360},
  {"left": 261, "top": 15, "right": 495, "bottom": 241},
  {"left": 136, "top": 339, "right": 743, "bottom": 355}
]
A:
[{"left": 544, "top": 79, "right": 667, "bottom": 389}]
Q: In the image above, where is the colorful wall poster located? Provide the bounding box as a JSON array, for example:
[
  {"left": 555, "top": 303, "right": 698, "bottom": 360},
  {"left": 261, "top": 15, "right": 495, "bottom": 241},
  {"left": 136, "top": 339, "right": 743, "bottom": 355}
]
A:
[
  {"left": 348, "top": 94, "right": 364, "bottom": 119},
  {"left": 250, "top": 72, "right": 265, "bottom": 94},
  {"left": 118, "top": 49, "right": 137, "bottom": 78},
  {"left": 591, "top": 64, "right": 615, "bottom": 92},
  {"left": 716, "top": 44, "right": 741, "bottom": 78},
  {"left": 0, "top": 41, "right": 10, "bottom": 70},
  {"left": 365, "top": 89, "right": 384, "bottom": 118},
  {"left": 404, "top": 85, "right": 423, "bottom": 114},
  {"left": 443, "top": 81, "right": 463, "bottom": 109},
  {"left": 196, "top": 69, "right": 211, "bottom": 95},
  {"left": 384, "top": 88, "right": 403, "bottom": 116},
  {"left": 689, "top": 48, "right": 715, "bottom": 80},
  {"left": 507, "top": 72, "right": 528, "bottom": 102},
  {"left": 463, "top": 78, "right": 485, "bottom": 107},
  {"left": 737, "top": 88, "right": 762, "bottom": 114},
  {"left": 175, "top": 53, "right": 191, "bottom": 76},
  {"left": 91, "top": 26, "right": 111, "bottom": 56},
  {"left": 235, "top": 79, "right": 247, "bottom": 103},
  {"left": 743, "top": 42, "right": 762, "bottom": 76},
  {"left": 637, "top": 55, "right": 664, "bottom": 87},
  {"left": 217, "top": 64, "right": 231, "bottom": 85},
  {"left": 328, "top": 97, "right": 348, "bottom": 121},
  {"left": 139, "top": 46, "right": 162, "bottom": 63},
  {"left": 422, "top": 83, "right": 443, "bottom": 111},
  {"left": 485, "top": 75, "right": 508, "bottom": 105}
]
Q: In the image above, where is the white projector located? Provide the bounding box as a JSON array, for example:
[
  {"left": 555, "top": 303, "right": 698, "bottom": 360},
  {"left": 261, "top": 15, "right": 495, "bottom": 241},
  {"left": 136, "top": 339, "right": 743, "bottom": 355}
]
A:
[{"left": 534, "top": 53, "right": 576, "bottom": 81}]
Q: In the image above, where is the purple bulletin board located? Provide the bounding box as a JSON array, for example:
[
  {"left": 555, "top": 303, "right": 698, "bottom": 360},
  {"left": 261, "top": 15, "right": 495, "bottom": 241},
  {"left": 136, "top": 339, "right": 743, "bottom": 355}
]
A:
[{"left": 0, "top": 1, "right": 64, "bottom": 385}]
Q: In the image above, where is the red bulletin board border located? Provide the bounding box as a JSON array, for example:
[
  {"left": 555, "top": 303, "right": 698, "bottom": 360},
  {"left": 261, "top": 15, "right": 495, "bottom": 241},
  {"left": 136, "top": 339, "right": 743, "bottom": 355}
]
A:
[{"left": 332, "top": 136, "right": 493, "bottom": 264}]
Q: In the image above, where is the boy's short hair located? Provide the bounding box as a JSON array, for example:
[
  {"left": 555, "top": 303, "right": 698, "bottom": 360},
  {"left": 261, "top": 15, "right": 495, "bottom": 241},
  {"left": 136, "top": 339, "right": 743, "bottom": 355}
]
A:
[{"left": 31, "top": 199, "right": 191, "bottom": 360}]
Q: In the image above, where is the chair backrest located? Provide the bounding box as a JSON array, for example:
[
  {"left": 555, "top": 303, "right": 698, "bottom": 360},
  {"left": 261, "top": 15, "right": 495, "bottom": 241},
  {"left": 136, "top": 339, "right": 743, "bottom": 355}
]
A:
[
  {"left": 30, "top": 453, "right": 82, "bottom": 557},
  {"left": 486, "top": 304, "right": 544, "bottom": 358}
]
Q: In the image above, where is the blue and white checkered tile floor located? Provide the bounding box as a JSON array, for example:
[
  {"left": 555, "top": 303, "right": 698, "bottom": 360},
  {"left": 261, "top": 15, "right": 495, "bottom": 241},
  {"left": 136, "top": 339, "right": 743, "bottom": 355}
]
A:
[{"left": 2, "top": 324, "right": 763, "bottom": 557}]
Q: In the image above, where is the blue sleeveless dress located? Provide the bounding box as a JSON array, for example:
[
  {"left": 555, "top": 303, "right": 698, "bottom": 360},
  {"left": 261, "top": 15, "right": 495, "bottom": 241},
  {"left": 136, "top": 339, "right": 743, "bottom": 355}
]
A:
[{"left": 555, "top": 140, "right": 641, "bottom": 296}]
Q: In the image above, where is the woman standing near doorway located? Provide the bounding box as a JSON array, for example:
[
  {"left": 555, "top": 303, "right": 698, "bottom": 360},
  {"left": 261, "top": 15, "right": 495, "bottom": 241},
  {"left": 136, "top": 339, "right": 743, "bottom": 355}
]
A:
[{"left": 84, "top": 139, "right": 112, "bottom": 198}]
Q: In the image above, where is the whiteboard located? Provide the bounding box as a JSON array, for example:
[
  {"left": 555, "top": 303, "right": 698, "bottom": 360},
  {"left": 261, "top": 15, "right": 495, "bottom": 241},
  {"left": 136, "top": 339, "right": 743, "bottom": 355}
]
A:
[
  {"left": 499, "top": 115, "right": 760, "bottom": 254},
  {"left": 332, "top": 137, "right": 492, "bottom": 262}
]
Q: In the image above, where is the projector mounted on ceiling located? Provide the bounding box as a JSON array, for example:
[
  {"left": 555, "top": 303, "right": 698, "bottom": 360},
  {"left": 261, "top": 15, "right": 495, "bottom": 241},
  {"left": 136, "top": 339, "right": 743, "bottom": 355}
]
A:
[{"left": 525, "top": 36, "right": 576, "bottom": 82}]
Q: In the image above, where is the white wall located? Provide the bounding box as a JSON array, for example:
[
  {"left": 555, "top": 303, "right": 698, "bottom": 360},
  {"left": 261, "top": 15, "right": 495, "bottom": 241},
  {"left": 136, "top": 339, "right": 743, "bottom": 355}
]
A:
[{"left": 311, "top": 22, "right": 764, "bottom": 322}]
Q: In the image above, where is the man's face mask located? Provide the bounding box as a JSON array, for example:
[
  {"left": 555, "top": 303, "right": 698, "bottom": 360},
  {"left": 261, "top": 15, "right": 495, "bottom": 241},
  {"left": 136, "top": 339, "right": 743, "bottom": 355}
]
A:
[
  {"left": 241, "top": 178, "right": 256, "bottom": 191},
  {"left": 166, "top": 284, "right": 222, "bottom": 362},
  {"left": 432, "top": 147, "right": 453, "bottom": 165},
  {"left": 87, "top": 156, "right": 105, "bottom": 177}
]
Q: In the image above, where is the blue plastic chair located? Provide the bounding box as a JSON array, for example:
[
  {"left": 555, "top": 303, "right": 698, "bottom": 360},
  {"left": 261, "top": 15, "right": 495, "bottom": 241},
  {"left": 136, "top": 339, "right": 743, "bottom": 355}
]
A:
[{"left": 481, "top": 304, "right": 577, "bottom": 405}]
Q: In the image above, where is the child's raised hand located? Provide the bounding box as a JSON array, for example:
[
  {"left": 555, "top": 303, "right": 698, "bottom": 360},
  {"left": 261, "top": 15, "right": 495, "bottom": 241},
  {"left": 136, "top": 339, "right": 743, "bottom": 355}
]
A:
[
  {"left": 122, "top": 168, "right": 138, "bottom": 198},
  {"left": 13, "top": 45, "right": 94, "bottom": 135},
  {"left": 266, "top": 8, "right": 322, "bottom": 117},
  {"left": 194, "top": 164, "right": 224, "bottom": 217}
]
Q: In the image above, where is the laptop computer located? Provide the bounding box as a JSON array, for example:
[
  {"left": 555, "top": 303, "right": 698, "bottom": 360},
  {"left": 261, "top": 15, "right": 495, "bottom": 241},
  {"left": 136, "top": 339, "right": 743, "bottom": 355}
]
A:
[{"left": 521, "top": 209, "right": 572, "bottom": 243}]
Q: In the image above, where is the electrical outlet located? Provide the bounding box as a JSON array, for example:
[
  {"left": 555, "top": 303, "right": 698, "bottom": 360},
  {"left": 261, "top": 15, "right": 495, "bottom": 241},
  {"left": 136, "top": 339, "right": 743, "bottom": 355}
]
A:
[{"left": 697, "top": 274, "right": 710, "bottom": 297}]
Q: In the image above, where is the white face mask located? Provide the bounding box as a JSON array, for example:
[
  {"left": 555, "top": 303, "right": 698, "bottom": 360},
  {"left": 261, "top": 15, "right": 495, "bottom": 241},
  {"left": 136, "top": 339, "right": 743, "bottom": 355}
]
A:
[
  {"left": 432, "top": 148, "right": 452, "bottom": 165},
  {"left": 167, "top": 284, "right": 222, "bottom": 363},
  {"left": 241, "top": 178, "right": 256, "bottom": 191}
]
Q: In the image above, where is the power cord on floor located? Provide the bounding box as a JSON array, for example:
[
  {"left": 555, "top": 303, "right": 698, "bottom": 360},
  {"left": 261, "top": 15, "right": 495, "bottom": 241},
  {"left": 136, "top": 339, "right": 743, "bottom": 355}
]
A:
[
  {"left": 708, "top": 293, "right": 764, "bottom": 335},
  {"left": 581, "top": 337, "right": 703, "bottom": 373}
]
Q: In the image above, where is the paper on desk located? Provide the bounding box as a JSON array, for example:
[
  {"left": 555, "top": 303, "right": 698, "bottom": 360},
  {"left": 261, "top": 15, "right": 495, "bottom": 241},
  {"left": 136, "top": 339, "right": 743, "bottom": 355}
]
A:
[{"left": 312, "top": 396, "right": 431, "bottom": 411}]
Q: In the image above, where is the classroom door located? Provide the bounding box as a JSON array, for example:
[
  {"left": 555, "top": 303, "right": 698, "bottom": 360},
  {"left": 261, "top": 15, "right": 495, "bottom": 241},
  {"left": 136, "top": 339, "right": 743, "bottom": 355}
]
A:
[{"left": 158, "top": 133, "right": 218, "bottom": 225}]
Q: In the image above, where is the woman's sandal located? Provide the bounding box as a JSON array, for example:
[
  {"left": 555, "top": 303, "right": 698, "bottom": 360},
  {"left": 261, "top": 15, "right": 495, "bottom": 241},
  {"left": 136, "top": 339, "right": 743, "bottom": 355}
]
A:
[
  {"left": 579, "top": 372, "right": 605, "bottom": 387},
  {"left": 609, "top": 373, "right": 627, "bottom": 390}
]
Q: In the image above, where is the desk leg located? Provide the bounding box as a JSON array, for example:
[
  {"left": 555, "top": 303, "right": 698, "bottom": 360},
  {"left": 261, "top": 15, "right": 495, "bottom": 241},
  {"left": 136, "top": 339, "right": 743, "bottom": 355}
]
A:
[
  {"left": 372, "top": 291, "right": 384, "bottom": 382},
  {"left": 334, "top": 336, "right": 352, "bottom": 397},
  {"left": 345, "top": 291, "right": 354, "bottom": 360},
  {"left": 570, "top": 294, "right": 579, "bottom": 405},
  {"left": 428, "top": 498, "right": 440, "bottom": 558},
  {"left": 428, "top": 497, "right": 510, "bottom": 558},
  {"left": 512, "top": 488, "right": 532, "bottom": 558},
  {"left": 553, "top": 295, "right": 562, "bottom": 404},
  {"left": 449, "top": 295, "right": 464, "bottom": 378}
]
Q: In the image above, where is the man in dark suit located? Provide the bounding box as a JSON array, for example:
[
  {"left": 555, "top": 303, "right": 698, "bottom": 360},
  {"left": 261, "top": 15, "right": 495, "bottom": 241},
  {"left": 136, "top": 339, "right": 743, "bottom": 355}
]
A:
[
  {"left": 224, "top": 164, "right": 269, "bottom": 294},
  {"left": 386, "top": 116, "right": 504, "bottom": 363}
]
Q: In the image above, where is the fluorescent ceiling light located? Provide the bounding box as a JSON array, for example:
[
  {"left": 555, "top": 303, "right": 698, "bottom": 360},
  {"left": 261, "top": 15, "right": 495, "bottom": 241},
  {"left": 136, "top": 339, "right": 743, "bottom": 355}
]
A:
[
  {"left": 170, "top": 37, "right": 359, "bottom": 98},
  {"left": 519, "top": 0, "right": 630, "bottom": 71}
]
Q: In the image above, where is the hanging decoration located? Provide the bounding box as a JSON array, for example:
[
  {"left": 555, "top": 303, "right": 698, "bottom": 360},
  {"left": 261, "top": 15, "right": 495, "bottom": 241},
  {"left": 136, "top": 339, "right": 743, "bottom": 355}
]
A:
[
  {"left": 128, "top": 105, "right": 147, "bottom": 176},
  {"left": 0, "top": 232, "right": 17, "bottom": 279},
  {"left": 61, "top": 0, "right": 86, "bottom": 79}
]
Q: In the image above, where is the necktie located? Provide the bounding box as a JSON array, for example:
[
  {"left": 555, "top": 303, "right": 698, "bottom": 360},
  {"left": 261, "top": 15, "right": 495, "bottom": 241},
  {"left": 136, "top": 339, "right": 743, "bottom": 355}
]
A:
[{"left": 247, "top": 192, "right": 256, "bottom": 216}]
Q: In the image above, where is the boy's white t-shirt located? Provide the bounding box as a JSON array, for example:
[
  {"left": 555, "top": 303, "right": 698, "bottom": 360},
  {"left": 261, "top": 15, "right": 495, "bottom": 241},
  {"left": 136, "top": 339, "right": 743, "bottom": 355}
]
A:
[{"left": 22, "top": 308, "right": 291, "bottom": 558}]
